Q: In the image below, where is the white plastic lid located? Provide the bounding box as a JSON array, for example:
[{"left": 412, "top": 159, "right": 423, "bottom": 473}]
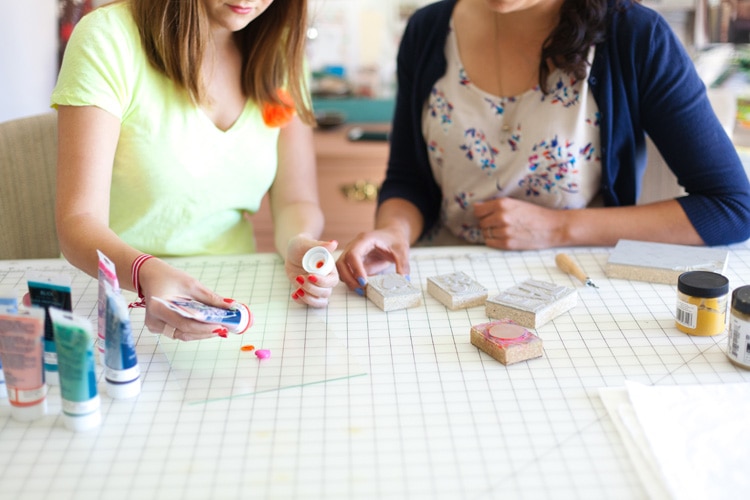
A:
[
  {"left": 63, "top": 410, "right": 102, "bottom": 432},
  {"left": 10, "top": 399, "right": 47, "bottom": 422},
  {"left": 106, "top": 378, "right": 141, "bottom": 400},
  {"left": 45, "top": 370, "right": 59, "bottom": 386},
  {"left": 236, "top": 303, "right": 253, "bottom": 334},
  {"left": 302, "top": 246, "right": 335, "bottom": 275}
]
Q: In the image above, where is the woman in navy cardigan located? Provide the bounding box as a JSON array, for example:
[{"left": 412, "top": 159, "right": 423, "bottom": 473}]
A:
[{"left": 336, "top": 0, "right": 750, "bottom": 294}]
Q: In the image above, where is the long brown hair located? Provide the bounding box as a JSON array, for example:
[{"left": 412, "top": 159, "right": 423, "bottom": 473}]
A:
[{"left": 130, "top": 0, "right": 314, "bottom": 124}]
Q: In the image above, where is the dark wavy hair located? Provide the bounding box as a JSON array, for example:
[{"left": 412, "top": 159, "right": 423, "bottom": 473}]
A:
[{"left": 540, "top": 0, "right": 616, "bottom": 92}]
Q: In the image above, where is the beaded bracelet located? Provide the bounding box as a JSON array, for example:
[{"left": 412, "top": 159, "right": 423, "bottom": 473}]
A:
[{"left": 128, "top": 253, "right": 155, "bottom": 308}]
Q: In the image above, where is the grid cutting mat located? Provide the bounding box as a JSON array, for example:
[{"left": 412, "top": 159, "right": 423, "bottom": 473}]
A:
[{"left": 1, "top": 246, "right": 749, "bottom": 500}]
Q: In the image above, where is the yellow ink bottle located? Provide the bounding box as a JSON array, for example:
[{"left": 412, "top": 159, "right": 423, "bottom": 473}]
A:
[{"left": 675, "top": 271, "right": 729, "bottom": 336}]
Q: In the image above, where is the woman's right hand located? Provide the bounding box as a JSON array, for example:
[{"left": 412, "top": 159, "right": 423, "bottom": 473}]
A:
[
  {"left": 137, "top": 257, "right": 239, "bottom": 341},
  {"left": 284, "top": 235, "right": 340, "bottom": 308},
  {"left": 335, "top": 227, "right": 411, "bottom": 296}
]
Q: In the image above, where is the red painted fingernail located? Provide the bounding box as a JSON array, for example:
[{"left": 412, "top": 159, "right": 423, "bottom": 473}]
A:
[
  {"left": 213, "top": 327, "right": 228, "bottom": 338},
  {"left": 296, "top": 288, "right": 305, "bottom": 297},
  {"left": 296, "top": 276, "right": 304, "bottom": 285},
  {"left": 308, "top": 275, "right": 318, "bottom": 283},
  {"left": 292, "top": 292, "right": 299, "bottom": 300},
  {"left": 223, "top": 297, "right": 235, "bottom": 304}
]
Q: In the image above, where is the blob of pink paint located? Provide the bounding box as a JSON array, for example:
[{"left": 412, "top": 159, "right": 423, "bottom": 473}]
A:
[{"left": 255, "top": 349, "right": 271, "bottom": 359}]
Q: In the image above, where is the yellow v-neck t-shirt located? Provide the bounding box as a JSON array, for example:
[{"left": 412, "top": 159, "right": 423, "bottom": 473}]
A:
[{"left": 51, "top": 2, "right": 278, "bottom": 256}]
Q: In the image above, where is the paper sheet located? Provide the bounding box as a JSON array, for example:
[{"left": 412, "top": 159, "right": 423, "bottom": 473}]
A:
[
  {"left": 601, "top": 381, "right": 750, "bottom": 500},
  {"left": 598, "top": 387, "right": 671, "bottom": 500}
]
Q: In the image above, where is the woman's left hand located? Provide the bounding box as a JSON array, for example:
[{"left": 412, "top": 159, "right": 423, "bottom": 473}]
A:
[
  {"left": 474, "top": 197, "right": 568, "bottom": 250},
  {"left": 285, "top": 236, "right": 339, "bottom": 308}
]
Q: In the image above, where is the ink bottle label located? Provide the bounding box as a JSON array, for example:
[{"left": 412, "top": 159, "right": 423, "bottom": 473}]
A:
[
  {"left": 728, "top": 285, "right": 750, "bottom": 370},
  {"left": 675, "top": 271, "right": 728, "bottom": 336}
]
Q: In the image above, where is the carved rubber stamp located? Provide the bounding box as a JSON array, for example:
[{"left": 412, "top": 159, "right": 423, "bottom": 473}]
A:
[
  {"left": 485, "top": 279, "right": 577, "bottom": 329},
  {"left": 426, "top": 271, "right": 488, "bottom": 310},
  {"left": 470, "top": 319, "right": 543, "bottom": 365},
  {"left": 605, "top": 239, "right": 729, "bottom": 285},
  {"left": 366, "top": 273, "right": 422, "bottom": 312}
]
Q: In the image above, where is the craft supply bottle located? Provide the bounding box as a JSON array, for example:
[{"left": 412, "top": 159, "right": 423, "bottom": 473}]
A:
[
  {"left": 675, "top": 271, "right": 729, "bottom": 336},
  {"left": 727, "top": 285, "right": 750, "bottom": 370}
]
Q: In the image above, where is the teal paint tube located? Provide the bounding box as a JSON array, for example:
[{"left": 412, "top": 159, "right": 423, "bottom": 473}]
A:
[
  {"left": 27, "top": 272, "right": 72, "bottom": 386},
  {"left": 49, "top": 307, "right": 101, "bottom": 432}
]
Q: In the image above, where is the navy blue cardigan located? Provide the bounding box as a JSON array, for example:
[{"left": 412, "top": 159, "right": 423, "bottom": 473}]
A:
[{"left": 379, "top": 0, "right": 750, "bottom": 245}]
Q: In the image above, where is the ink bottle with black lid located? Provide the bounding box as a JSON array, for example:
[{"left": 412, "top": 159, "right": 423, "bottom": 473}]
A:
[
  {"left": 727, "top": 285, "right": 750, "bottom": 370},
  {"left": 675, "top": 271, "right": 729, "bottom": 336}
]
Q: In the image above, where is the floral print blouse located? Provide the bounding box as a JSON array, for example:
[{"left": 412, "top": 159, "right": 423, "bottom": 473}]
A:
[{"left": 421, "top": 23, "right": 602, "bottom": 244}]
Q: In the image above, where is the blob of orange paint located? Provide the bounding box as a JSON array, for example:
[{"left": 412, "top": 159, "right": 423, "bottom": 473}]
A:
[{"left": 240, "top": 345, "right": 255, "bottom": 352}]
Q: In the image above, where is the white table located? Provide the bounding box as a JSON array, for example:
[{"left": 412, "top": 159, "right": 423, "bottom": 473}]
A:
[{"left": 1, "top": 246, "right": 749, "bottom": 500}]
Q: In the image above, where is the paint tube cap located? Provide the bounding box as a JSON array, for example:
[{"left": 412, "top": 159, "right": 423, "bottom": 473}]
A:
[
  {"left": 45, "top": 370, "right": 59, "bottom": 386},
  {"left": 229, "top": 303, "right": 253, "bottom": 334},
  {"left": 106, "top": 378, "right": 141, "bottom": 400},
  {"left": 10, "top": 399, "right": 47, "bottom": 422},
  {"left": 63, "top": 409, "right": 101, "bottom": 432},
  {"left": 302, "top": 246, "right": 335, "bottom": 275}
]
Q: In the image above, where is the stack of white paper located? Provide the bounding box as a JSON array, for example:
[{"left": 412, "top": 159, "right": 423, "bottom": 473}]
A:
[{"left": 600, "top": 381, "right": 750, "bottom": 500}]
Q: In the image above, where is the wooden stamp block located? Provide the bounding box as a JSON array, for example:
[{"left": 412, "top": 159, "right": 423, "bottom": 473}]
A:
[
  {"left": 485, "top": 279, "right": 576, "bottom": 329},
  {"left": 366, "top": 273, "right": 422, "bottom": 312},
  {"left": 470, "top": 319, "right": 543, "bottom": 365},
  {"left": 426, "top": 271, "right": 488, "bottom": 310},
  {"left": 605, "top": 239, "right": 729, "bottom": 285}
]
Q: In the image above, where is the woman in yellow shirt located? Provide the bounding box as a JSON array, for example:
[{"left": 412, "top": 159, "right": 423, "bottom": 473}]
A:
[{"left": 52, "top": 0, "right": 337, "bottom": 341}]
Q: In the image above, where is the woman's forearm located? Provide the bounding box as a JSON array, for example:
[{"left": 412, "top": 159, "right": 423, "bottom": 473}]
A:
[
  {"left": 375, "top": 198, "right": 425, "bottom": 245},
  {"left": 56, "top": 212, "right": 144, "bottom": 292},
  {"left": 271, "top": 202, "right": 325, "bottom": 259},
  {"left": 563, "top": 199, "right": 704, "bottom": 247}
]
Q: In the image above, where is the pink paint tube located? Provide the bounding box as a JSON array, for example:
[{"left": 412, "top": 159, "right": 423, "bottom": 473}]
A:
[
  {"left": 96, "top": 250, "right": 119, "bottom": 365},
  {"left": 0, "top": 308, "right": 48, "bottom": 421},
  {"left": 0, "top": 286, "right": 20, "bottom": 400}
]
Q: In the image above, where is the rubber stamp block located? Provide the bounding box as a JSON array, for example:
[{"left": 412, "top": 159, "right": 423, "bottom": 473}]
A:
[
  {"left": 426, "top": 271, "right": 488, "bottom": 310},
  {"left": 605, "top": 239, "right": 729, "bottom": 285},
  {"left": 366, "top": 273, "right": 422, "bottom": 312},
  {"left": 485, "top": 279, "right": 576, "bottom": 329},
  {"left": 470, "top": 319, "right": 543, "bottom": 365}
]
